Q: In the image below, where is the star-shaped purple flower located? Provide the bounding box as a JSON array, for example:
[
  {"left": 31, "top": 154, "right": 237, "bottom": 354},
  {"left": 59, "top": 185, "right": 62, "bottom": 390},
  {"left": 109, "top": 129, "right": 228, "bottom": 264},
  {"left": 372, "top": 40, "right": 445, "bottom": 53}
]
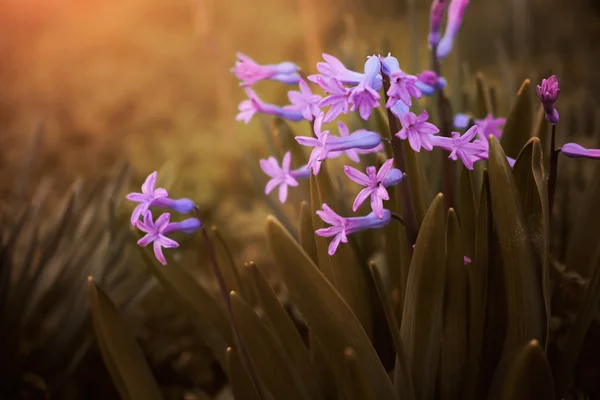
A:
[
  {"left": 315, "top": 203, "right": 391, "bottom": 255},
  {"left": 231, "top": 52, "right": 300, "bottom": 87},
  {"left": 260, "top": 151, "right": 307, "bottom": 203},
  {"left": 125, "top": 171, "right": 168, "bottom": 226},
  {"left": 312, "top": 53, "right": 365, "bottom": 85},
  {"left": 431, "top": 125, "right": 488, "bottom": 170},
  {"left": 137, "top": 211, "right": 180, "bottom": 266},
  {"left": 236, "top": 88, "right": 304, "bottom": 124},
  {"left": 348, "top": 56, "right": 383, "bottom": 121},
  {"left": 283, "top": 78, "right": 322, "bottom": 121},
  {"left": 396, "top": 110, "right": 440, "bottom": 152},
  {"left": 344, "top": 158, "right": 402, "bottom": 219},
  {"left": 380, "top": 55, "right": 422, "bottom": 108},
  {"left": 475, "top": 114, "right": 506, "bottom": 139},
  {"left": 312, "top": 75, "right": 351, "bottom": 123}
]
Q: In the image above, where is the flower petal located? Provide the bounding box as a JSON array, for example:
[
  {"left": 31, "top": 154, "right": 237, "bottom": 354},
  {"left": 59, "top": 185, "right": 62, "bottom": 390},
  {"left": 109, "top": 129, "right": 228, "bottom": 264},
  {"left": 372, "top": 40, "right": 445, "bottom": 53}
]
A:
[
  {"left": 153, "top": 241, "right": 168, "bottom": 265},
  {"left": 278, "top": 184, "right": 289, "bottom": 203},
  {"left": 126, "top": 192, "right": 148, "bottom": 203},
  {"left": 344, "top": 165, "right": 372, "bottom": 186},
  {"left": 353, "top": 187, "right": 374, "bottom": 212},
  {"left": 142, "top": 172, "right": 158, "bottom": 194},
  {"left": 377, "top": 158, "right": 395, "bottom": 181},
  {"left": 155, "top": 213, "right": 171, "bottom": 231}
]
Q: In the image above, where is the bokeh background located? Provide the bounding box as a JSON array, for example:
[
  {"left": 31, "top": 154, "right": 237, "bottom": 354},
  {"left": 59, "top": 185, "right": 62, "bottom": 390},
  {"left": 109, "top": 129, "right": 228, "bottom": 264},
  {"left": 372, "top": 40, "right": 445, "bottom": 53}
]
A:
[{"left": 0, "top": 0, "right": 599, "bottom": 398}]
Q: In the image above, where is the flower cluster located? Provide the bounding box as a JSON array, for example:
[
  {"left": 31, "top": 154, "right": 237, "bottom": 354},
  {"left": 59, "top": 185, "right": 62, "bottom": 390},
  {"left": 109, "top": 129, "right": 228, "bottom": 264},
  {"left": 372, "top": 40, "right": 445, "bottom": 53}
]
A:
[{"left": 126, "top": 172, "right": 202, "bottom": 265}]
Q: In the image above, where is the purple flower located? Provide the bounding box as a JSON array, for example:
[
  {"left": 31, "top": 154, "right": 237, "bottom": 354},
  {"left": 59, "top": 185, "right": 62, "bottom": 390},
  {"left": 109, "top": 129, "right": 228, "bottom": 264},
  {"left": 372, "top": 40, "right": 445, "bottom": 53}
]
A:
[
  {"left": 453, "top": 113, "right": 471, "bottom": 130},
  {"left": 316, "top": 203, "right": 392, "bottom": 255},
  {"left": 327, "top": 122, "right": 385, "bottom": 162},
  {"left": 396, "top": 110, "right": 440, "bottom": 152},
  {"left": 283, "top": 78, "right": 322, "bottom": 121},
  {"left": 137, "top": 211, "right": 181, "bottom": 266},
  {"left": 475, "top": 114, "right": 506, "bottom": 139},
  {"left": 236, "top": 88, "right": 304, "bottom": 123},
  {"left": 431, "top": 125, "right": 488, "bottom": 170},
  {"left": 231, "top": 52, "right": 300, "bottom": 87},
  {"left": 560, "top": 143, "right": 600, "bottom": 159},
  {"left": 536, "top": 75, "right": 560, "bottom": 124},
  {"left": 381, "top": 55, "right": 422, "bottom": 108},
  {"left": 260, "top": 151, "right": 308, "bottom": 203},
  {"left": 125, "top": 171, "right": 168, "bottom": 226},
  {"left": 416, "top": 70, "right": 447, "bottom": 95},
  {"left": 429, "top": 0, "right": 450, "bottom": 47},
  {"left": 348, "top": 56, "right": 383, "bottom": 121},
  {"left": 312, "top": 76, "right": 351, "bottom": 123},
  {"left": 344, "top": 158, "right": 402, "bottom": 219},
  {"left": 436, "top": 0, "right": 470, "bottom": 59},
  {"left": 296, "top": 112, "right": 382, "bottom": 175},
  {"left": 311, "top": 53, "right": 365, "bottom": 85}
]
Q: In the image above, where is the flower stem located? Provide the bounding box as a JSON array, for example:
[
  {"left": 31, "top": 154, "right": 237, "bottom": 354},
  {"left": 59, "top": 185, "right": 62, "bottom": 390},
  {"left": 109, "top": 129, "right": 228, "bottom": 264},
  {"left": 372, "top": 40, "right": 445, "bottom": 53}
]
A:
[{"left": 548, "top": 123, "right": 558, "bottom": 216}]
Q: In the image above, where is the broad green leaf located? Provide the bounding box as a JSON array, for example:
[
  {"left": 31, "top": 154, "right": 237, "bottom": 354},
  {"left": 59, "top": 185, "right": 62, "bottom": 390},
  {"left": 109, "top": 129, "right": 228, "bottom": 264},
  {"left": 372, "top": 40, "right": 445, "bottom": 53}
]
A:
[
  {"left": 487, "top": 137, "right": 545, "bottom": 352},
  {"left": 266, "top": 216, "right": 398, "bottom": 400},
  {"left": 370, "top": 263, "right": 415, "bottom": 400},
  {"left": 500, "top": 340, "right": 554, "bottom": 400},
  {"left": 441, "top": 209, "right": 468, "bottom": 400},
  {"left": 457, "top": 165, "right": 477, "bottom": 258},
  {"left": 400, "top": 193, "right": 446, "bottom": 400},
  {"left": 344, "top": 347, "right": 378, "bottom": 400},
  {"left": 474, "top": 73, "right": 492, "bottom": 118},
  {"left": 499, "top": 80, "right": 533, "bottom": 158},
  {"left": 532, "top": 105, "right": 550, "bottom": 169},
  {"left": 230, "top": 291, "right": 311, "bottom": 400},
  {"left": 210, "top": 227, "right": 242, "bottom": 295},
  {"left": 247, "top": 262, "right": 323, "bottom": 399},
  {"left": 226, "top": 347, "right": 260, "bottom": 400},
  {"left": 299, "top": 200, "right": 318, "bottom": 265},
  {"left": 88, "top": 278, "right": 163, "bottom": 400},
  {"left": 401, "top": 140, "right": 428, "bottom": 226}
]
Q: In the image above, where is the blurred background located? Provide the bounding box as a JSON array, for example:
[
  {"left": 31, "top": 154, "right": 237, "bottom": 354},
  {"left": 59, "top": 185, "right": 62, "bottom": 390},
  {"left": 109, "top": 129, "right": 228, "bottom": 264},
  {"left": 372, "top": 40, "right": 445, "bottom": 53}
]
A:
[{"left": 0, "top": 0, "right": 599, "bottom": 398}]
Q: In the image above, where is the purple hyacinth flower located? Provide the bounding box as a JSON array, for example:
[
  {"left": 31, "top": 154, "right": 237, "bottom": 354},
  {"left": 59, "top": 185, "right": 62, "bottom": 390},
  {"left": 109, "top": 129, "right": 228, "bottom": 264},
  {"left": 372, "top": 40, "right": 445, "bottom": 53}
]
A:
[
  {"left": 231, "top": 52, "right": 300, "bottom": 87},
  {"left": 429, "top": 0, "right": 450, "bottom": 47},
  {"left": 125, "top": 171, "right": 168, "bottom": 226},
  {"left": 344, "top": 158, "right": 402, "bottom": 219},
  {"left": 327, "top": 122, "right": 383, "bottom": 162},
  {"left": 453, "top": 113, "right": 471, "bottom": 130},
  {"left": 260, "top": 151, "right": 307, "bottom": 203},
  {"left": 560, "top": 143, "right": 600, "bottom": 159},
  {"left": 436, "top": 0, "right": 470, "bottom": 59},
  {"left": 283, "top": 78, "right": 322, "bottom": 121},
  {"left": 316, "top": 203, "right": 392, "bottom": 255},
  {"left": 536, "top": 75, "right": 560, "bottom": 124},
  {"left": 475, "top": 114, "right": 506, "bottom": 139},
  {"left": 431, "top": 125, "right": 488, "bottom": 170},
  {"left": 150, "top": 197, "right": 196, "bottom": 214},
  {"left": 236, "top": 88, "right": 304, "bottom": 124},
  {"left": 311, "top": 53, "right": 365, "bottom": 86},
  {"left": 416, "top": 70, "right": 447, "bottom": 95},
  {"left": 312, "top": 75, "right": 351, "bottom": 123},
  {"left": 163, "top": 217, "right": 203, "bottom": 235},
  {"left": 396, "top": 110, "right": 441, "bottom": 152},
  {"left": 381, "top": 55, "right": 422, "bottom": 108},
  {"left": 296, "top": 112, "right": 382, "bottom": 175},
  {"left": 137, "top": 211, "right": 180, "bottom": 266},
  {"left": 348, "top": 56, "right": 383, "bottom": 121}
]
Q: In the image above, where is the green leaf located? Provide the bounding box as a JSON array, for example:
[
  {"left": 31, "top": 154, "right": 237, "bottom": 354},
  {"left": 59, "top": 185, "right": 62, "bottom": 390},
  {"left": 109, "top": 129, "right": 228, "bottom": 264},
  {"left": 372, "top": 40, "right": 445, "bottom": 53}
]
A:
[
  {"left": 247, "top": 262, "right": 323, "bottom": 400},
  {"left": 487, "top": 137, "right": 545, "bottom": 351},
  {"left": 532, "top": 105, "right": 550, "bottom": 170},
  {"left": 210, "top": 226, "right": 242, "bottom": 295},
  {"left": 230, "top": 291, "right": 311, "bottom": 400},
  {"left": 400, "top": 193, "right": 446, "bottom": 400},
  {"left": 344, "top": 347, "right": 378, "bottom": 400},
  {"left": 88, "top": 277, "right": 164, "bottom": 400},
  {"left": 441, "top": 209, "right": 468, "bottom": 400},
  {"left": 370, "top": 263, "right": 415, "bottom": 400},
  {"left": 299, "top": 201, "right": 318, "bottom": 265},
  {"left": 474, "top": 73, "right": 492, "bottom": 119},
  {"left": 401, "top": 140, "right": 428, "bottom": 226},
  {"left": 500, "top": 340, "right": 554, "bottom": 400},
  {"left": 457, "top": 165, "right": 477, "bottom": 258},
  {"left": 265, "top": 216, "right": 398, "bottom": 400},
  {"left": 226, "top": 347, "right": 260, "bottom": 400},
  {"left": 499, "top": 79, "right": 533, "bottom": 158}
]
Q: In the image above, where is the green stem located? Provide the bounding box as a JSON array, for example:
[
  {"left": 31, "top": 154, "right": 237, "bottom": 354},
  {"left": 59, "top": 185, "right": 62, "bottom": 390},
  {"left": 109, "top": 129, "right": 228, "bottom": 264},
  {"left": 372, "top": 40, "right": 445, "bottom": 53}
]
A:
[{"left": 548, "top": 124, "right": 558, "bottom": 216}]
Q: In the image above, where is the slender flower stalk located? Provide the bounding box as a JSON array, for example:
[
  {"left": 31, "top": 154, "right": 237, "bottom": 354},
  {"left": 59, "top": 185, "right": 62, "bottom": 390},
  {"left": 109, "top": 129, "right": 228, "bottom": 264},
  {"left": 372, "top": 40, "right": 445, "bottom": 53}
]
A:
[
  {"left": 231, "top": 52, "right": 300, "bottom": 87},
  {"left": 236, "top": 88, "right": 304, "bottom": 123},
  {"left": 537, "top": 75, "right": 560, "bottom": 214}
]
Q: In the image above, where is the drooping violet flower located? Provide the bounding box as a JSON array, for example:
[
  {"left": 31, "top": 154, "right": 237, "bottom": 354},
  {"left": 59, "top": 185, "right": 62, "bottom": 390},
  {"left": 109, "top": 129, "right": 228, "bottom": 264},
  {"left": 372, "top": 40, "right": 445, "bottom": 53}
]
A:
[
  {"left": 125, "top": 171, "right": 168, "bottom": 226},
  {"left": 348, "top": 56, "right": 384, "bottom": 121},
  {"left": 429, "top": 0, "right": 450, "bottom": 47},
  {"left": 260, "top": 151, "right": 308, "bottom": 203},
  {"left": 415, "top": 70, "right": 447, "bottom": 95},
  {"left": 437, "top": 0, "right": 470, "bottom": 59},
  {"left": 137, "top": 211, "right": 181, "bottom": 266},
  {"left": 431, "top": 125, "right": 488, "bottom": 170},
  {"left": 316, "top": 203, "right": 391, "bottom": 255},
  {"left": 453, "top": 113, "right": 471, "bottom": 130},
  {"left": 344, "top": 158, "right": 402, "bottom": 219},
  {"left": 536, "top": 75, "right": 560, "bottom": 124},
  {"left": 327, "top": 122, "right": 384, "bottom": 162},
  {"left": 296, "top": 112, "right": 382, "bottom": 175},
  {"left": 231, "top": 52, "right": 300, "bottom": 87},
  {"left": 396, "top": 110, "right": 440, "bottom": 152},
  {"left": 475, "top": 114, "right": 506, "bottom": 139},
  {"left": 310, "top": 53, "right": 365, "bottom": 85},
  {"left": 381, "top": 55, "right": 422, "bottom": 108},
  {"left": 560, "top": 143, "right": 600, "bottom": 159},
  {"left": 283, "top": 78, "right": 322, "bottom": 121},
  {"left": 236, "top": 88, "right": 304, "bottom": 123},
  {"left": 312, "top": 76, "right": 351, "bottom": 123}
]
